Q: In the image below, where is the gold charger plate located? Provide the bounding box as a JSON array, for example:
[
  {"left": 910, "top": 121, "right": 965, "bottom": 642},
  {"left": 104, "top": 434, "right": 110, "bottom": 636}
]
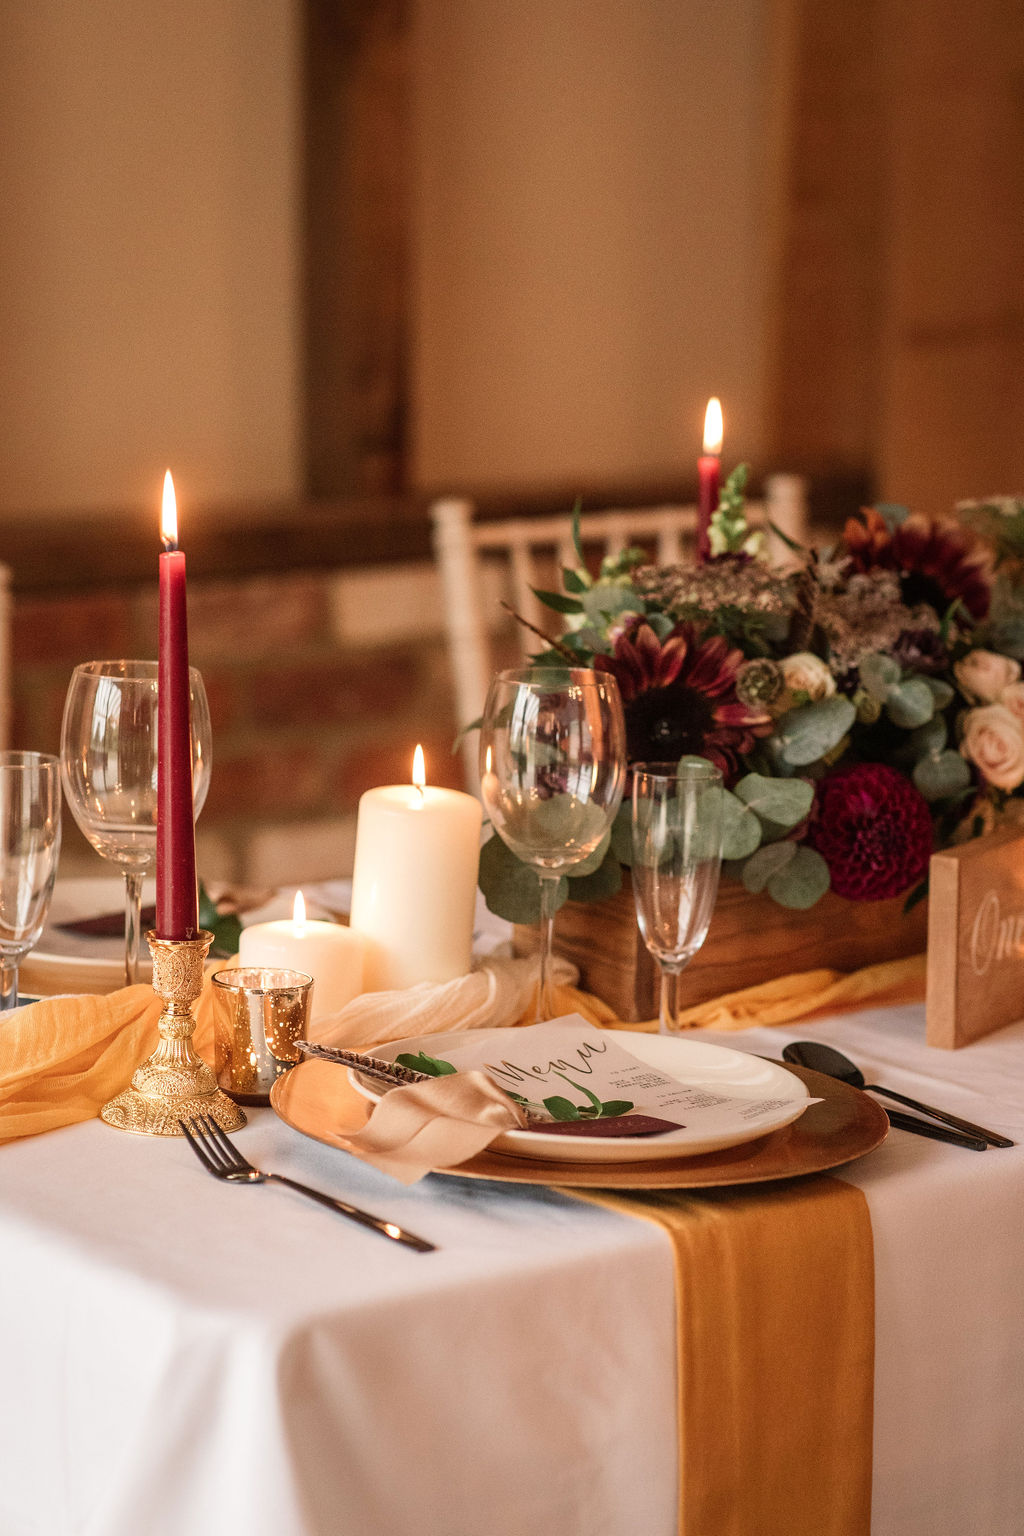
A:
[{"left": 270, "top": 1055, "right": 889, "bottom": 1189}]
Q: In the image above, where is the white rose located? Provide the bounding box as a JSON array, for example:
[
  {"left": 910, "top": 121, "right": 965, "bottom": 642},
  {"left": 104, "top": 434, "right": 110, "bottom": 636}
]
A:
[
  {"left": 960, "top": 704, "right": 1024, "bottom": 791},
  {"left": 954, "top": 649, "right": 1021, "bottom": 704},
  {"left": 780, "top": 652, "right": 836, "bottom": 704}
]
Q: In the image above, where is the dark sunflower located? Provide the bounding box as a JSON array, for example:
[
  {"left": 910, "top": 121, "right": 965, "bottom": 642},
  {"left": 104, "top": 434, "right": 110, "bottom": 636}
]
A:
[
  {"left": 843, "top": 508, "right": 990, "bottom": 621},
  {"left": 593, "top": 621, "right": 771, "bottom": 783}
]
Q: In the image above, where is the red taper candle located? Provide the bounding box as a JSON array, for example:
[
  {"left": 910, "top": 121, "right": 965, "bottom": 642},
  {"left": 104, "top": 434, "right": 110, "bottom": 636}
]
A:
[
  {"left": 696, "top": 396, "right": 723, "bottom": 563},
  {"left": 156, "top": 471, "right": 199, "bottom": 938}
]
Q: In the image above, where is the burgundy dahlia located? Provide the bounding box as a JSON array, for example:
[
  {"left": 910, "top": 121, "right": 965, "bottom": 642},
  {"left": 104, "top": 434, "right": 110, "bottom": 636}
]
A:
[
  {"left": 593, "top": 620, "right": 771, "bottom": 784},
  {"left": 809, "top": 763, "right": 933, "bottom": 902}
]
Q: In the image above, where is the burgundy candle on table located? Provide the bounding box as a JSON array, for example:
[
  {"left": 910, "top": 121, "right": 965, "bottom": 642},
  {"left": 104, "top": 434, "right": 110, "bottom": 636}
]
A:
[
  {"left": 696, "top": 396, "right": 723, "bottom": 563},
  {"left": 156, "top": 470, "right": 199, "bottom": 939}
]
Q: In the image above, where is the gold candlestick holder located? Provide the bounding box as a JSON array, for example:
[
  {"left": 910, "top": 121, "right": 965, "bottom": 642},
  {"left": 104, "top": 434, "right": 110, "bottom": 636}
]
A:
[{"left": 100, "top": 930, "right": 247, "bottom": 1136}]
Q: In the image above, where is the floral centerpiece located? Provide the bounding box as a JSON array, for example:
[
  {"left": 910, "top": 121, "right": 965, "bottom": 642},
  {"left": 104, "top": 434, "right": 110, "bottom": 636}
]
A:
[{"left": 478, "top": 471, "right": 1024, "bottom": 924}]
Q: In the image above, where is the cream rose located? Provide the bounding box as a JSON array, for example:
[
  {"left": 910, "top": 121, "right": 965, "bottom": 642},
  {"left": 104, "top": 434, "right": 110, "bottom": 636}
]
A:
[
  {"left": 997, "top": 680, "right": 1024, "bottom": 725},
  {"left": 954, "top": 649, "right": 1021, "bottom": 704},
  {"left": 960, "top": 704, "right": 1024, "bottom": 790},
  {"left": 780, "top": 652, "right": 836, "bottom": 704}
]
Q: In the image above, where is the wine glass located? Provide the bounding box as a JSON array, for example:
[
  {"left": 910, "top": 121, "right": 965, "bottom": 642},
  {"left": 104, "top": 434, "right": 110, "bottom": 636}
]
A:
[
  {"left": 480, "top": 667, "right": 626, "bottom": 1021},
  {"left": 60, "top": 661, "right": 212, "bottom": 986},
  {"left": 631, "top": 760, "right": 724, "bottom": 1034},
  {"left": 0, "top": 752, "right": 62, "bottom": 1010}
]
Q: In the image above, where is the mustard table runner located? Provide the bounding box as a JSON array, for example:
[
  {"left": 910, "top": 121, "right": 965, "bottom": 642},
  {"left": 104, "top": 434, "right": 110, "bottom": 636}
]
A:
[{"left": 571, "top": 1177, "right": 874, "bottom": 1536}]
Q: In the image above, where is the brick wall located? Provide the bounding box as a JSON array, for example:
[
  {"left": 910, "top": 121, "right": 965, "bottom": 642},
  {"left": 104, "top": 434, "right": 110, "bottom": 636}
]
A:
[{"left": 13, "top": 561, "right": 510, "bottom": 887}]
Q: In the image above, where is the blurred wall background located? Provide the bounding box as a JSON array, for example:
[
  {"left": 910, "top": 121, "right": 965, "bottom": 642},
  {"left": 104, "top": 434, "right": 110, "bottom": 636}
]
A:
[{"left": 1, "top": 0, "right": 1022, "bottom": 881}]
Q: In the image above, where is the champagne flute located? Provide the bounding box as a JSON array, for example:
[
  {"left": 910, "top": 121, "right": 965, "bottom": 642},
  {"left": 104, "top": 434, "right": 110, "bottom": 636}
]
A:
[
  {"left": 480, "top": 667, "right": 626, "bottom": 1021},
  {"left": 0, "top": 752, "right": 62, "bottom": 1010},
  {"left": 60, "top": 661, "right": 212, "bottom": 986},
  {"left": 631, "top": 760, "right": 724, "bottom": 1034}
]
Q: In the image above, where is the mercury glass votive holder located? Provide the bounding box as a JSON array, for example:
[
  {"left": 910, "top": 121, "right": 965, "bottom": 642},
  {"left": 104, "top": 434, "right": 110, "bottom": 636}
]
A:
[{"left": 211, "top": 967, "right": 313, "bottom": 1106}]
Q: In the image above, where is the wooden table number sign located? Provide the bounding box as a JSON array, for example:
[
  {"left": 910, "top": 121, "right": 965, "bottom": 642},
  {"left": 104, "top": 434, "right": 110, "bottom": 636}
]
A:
[{"left": 927, "top": 827, "right": 1024, "bottom": 1048}]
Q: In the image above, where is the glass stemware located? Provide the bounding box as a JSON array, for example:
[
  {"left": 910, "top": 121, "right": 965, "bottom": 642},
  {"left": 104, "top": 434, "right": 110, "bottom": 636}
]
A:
[
  {"left": 480, "top": 667, "right": 626, "bottom": 1021},
  {"left": 60, "top": 660, "right": 212, "bottom": 986},
  {"left": 0, "top": 752, "right": 62, "bottom": 1010},
  {"left": 631, "top": 760, "right": 724, "bottom": 1034}
]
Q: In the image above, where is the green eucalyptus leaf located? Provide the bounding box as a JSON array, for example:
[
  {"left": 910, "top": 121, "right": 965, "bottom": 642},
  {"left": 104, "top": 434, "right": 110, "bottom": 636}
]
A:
[
  {"left": 775, "top": 697, "right": 857, "bottom": 766},
  {"left": 531, "top": 587, "right": 585, "bottom": 615},
  {"left": 565, "top": 849, "right": 623, "bottom": 904},
  {"left": 566, "top": 829, "right": 611, "bottom": 877},
  {"left": 646, "top": 611, "right": 674, "bottom": 639},
  {"left": 742, "top": 840, "right": 797, "bottom": 894},
  {"left": 906, "top": 716, "right": 948, "bottom": 760},
  {"left": 609, "top": 803, "right": 633, "bottom": 866},
  {"left": 582, "top": 583, "right": 637, "bottom": 624},
  {"left": 734, "top": 773, "right": 814, "bottom": 829},
  {"left": 721, "top": 789, "right": 763, "bottom": 860},
  {"left": 477, "top": 834, "right": 568, "bottom": 923},
  {"left": 562, "top": 566, "right": 590, "bottom": 594},
  {"left": 912, "top": 750, "right": 972, "bottom": 802},
  {"left": 766, "top": 846, "right": 831, "bottom": 909},
  {"left": 885, "top": 678, "right": 935, "bottom": 729},
  {"left": 858, "top": 653, "right": 901, "bottom": 701},
  {"left": 923, "top": 678, "right": 954, "bottom": 710},
  {"left": 497, "top": 793, "right": 611, "bottom": 864}
]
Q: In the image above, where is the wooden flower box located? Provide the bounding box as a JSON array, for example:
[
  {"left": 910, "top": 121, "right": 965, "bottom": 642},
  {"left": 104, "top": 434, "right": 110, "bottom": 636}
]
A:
[{"left": 515, "top": 877, "right": 929, "bottom": 1022}]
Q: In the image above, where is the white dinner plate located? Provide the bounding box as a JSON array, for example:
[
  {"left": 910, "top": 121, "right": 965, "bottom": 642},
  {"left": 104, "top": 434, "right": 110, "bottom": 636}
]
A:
[
  {"left": 349, "top": 1027, "right": 812, "bottom": 1164},
  {"left": 23, "top": 876, "right": 158, "bottom": 990}
]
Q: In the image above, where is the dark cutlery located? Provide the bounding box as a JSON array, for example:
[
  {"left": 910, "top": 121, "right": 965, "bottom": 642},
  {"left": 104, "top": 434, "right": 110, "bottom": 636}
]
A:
[{"left": 781, "top": 1041, "right": 1001, "bottom": 1151}]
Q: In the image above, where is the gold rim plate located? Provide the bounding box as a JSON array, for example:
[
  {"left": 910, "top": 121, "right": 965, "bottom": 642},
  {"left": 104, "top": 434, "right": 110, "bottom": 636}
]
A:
[{"left": 270, "top": 1055, "right": 889, "bottom": 1190}]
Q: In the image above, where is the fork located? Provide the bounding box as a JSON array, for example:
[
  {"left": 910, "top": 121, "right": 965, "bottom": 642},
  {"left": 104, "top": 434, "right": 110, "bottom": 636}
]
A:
[{"left": 178, "top": 1115, "right": 437, "bottom": 1253}]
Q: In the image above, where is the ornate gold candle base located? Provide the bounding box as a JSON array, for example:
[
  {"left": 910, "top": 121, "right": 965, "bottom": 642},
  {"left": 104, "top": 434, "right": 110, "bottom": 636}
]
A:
[{"left": 101, "top": 930, "right": 247, "bottom": 1137}]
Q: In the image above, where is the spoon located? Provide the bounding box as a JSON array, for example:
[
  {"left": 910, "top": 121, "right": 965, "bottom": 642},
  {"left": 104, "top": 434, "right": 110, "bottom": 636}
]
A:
[{"left": 782, "top": 1041, "right": 1012, "bottom": 1150}]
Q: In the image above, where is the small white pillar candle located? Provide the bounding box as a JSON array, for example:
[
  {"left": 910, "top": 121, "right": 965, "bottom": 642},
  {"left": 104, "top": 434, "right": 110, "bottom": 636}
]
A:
[
  {"left": 237, "top": 891, "right": 365, "bottom": 1023},
  {"left": 349, "top": 745, "right": 483, "bottom": 990}
]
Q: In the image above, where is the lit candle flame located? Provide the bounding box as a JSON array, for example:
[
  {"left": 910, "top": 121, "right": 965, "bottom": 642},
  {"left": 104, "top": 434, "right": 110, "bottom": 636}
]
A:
[
  {"left": 292, "top": 889, "right": 307, "bottom": 928},
  {"left": 702, "top": 398, "right": 723, "bottom": 456},
  {"left": 160, "top": 470, "right": 178, "bottom": 550},
  {"left": 485, "top": 746, "right": 492, "bottom": 775},
  {"left": 412, "top": 745, "right": 426, "bottom": 793}
]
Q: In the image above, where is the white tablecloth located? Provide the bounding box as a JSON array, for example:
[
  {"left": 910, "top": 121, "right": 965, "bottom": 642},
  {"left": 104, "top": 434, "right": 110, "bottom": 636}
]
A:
[{"left": 2, "top": 1002, "right": 1023, "bottom": 1536}]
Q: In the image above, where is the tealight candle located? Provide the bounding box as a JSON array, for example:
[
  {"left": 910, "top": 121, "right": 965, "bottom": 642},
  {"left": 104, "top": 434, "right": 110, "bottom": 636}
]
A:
[
  {"left": 237, "top": 892, "right": 365, "bottom": 1022},
  {"left": 349, "top": 745, "right": 483, "bottom": 990}
]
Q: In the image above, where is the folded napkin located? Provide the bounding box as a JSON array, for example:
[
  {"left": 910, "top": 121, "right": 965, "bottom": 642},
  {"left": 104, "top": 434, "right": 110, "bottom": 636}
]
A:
[{"left": 340, "top": 1071, "right": 527, "bottom": 1182}]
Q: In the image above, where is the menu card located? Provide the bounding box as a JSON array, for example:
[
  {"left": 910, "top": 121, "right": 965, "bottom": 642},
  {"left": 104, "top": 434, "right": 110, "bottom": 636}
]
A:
[{"left": 397, "top": 1015, "right": 817, "bottom": 1135}]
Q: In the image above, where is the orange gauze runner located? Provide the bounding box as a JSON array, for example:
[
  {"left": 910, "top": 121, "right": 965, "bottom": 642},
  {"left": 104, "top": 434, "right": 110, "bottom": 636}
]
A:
[{"left": 569, "top": 1177, "right": 874, "bottom": 1536}]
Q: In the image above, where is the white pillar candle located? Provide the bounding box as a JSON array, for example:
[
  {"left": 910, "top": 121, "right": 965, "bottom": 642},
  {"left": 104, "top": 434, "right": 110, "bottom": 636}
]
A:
[
  {"left": 349, "top": 745, "right": 483, "bottom": 990},
  {"left": 237, "top": 892, "right": 365, "bottom": 1023}
]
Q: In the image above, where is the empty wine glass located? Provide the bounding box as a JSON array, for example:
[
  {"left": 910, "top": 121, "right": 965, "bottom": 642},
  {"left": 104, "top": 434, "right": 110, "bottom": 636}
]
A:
[
  {"left": 0, "top": 752, "right": 62, "bottom": 1010},
  {"left": 60, "top": 661, "right": 212, "bottom": 986},
  {"left": 631, "top": 760, "right": 724, "bottom": 1034},
  {"left": 480, "top": 667, "right": 626, "bottom": 1020}
]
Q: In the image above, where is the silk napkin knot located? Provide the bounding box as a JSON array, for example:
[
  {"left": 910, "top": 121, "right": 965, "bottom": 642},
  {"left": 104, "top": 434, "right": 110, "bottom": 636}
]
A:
[{"left": 341, "top": 1070, "right": 527, "bottom": 1183}]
